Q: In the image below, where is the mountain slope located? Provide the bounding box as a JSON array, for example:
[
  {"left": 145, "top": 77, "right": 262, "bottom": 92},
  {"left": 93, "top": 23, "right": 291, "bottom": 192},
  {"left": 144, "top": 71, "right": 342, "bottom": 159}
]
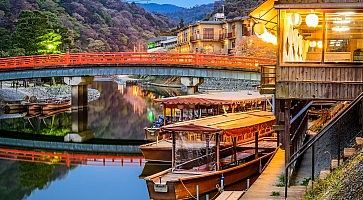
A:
[
  {"left": 0, "top": 0, "right": 174, "bottom": 56},
  {"left": 210, "top": 0, "right": 264, "bottom": 19},
  {"left": 139, "top": 3, "right": 214, "bottom": 24}
]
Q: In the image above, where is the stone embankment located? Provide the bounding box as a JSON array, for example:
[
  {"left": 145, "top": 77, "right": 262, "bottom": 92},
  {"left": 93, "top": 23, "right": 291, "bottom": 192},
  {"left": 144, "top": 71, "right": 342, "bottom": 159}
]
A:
[{"left": 0, "top": 85, "right": 100, "bottom": 103}]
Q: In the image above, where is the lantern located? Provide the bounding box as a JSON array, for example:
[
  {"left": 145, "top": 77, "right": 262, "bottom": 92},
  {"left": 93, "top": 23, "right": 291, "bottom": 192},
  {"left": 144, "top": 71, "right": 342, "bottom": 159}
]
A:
[
  {"left": 253, "top": 23, "right": 265, "bottom": 35},
  {"left": 306, "top": 13, "right": 319, "bottom": 28},
  {"left": 309, "top": 41, "right": 317, "bottom": 48},
  {"left": 291, "top": 13, "right": 302, "bottom": 26},
  {"left": 317, "top": 41, "right": 323, "bottom": 49}
]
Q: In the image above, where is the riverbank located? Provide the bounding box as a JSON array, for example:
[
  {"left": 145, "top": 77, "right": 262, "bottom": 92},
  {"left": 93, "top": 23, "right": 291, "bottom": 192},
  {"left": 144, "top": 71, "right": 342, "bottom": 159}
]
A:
[
  {"left": 0, "top": 84, "right": 100, "bottom": 103},
  {"left": 129, "top": 76, "right": 259, "bottom": 92},
  {"left": 303, "top": 151, "right": 363, "bottom": 199}
]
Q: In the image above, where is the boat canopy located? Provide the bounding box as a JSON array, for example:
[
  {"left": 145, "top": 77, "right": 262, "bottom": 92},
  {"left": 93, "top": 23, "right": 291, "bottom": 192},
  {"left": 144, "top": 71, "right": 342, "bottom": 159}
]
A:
[
  {"left": 161, "top": 110, "right": 275, "bottom": 136},
  {"left": 155, "top": 91, "right": 272, "bottom": 107}
]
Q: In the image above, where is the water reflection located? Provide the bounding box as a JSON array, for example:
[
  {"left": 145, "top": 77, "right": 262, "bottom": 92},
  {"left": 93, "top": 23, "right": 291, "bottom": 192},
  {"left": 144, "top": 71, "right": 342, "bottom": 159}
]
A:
[
  {"left": 0, "top": 81, "right": 183, "bottom": 200},
  {"left": 0, "top": 81, "right": 183, "bottom": 140}
]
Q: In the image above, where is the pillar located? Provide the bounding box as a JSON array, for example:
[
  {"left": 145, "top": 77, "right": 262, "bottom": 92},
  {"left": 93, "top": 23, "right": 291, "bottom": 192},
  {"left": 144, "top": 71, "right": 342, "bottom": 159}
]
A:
[
  {"left": 180, "top": 77, "right": 204, "bottom": 95},
  {"left": 64, "top": 108, "right": 94, "bottom": 143},
  {"left": 64, "top": 77, "right": 94, "bottom": 110}
]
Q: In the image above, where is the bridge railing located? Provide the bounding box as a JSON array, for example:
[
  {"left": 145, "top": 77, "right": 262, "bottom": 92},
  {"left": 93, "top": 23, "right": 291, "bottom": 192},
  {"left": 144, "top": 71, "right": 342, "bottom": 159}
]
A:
[{"left": 0, "top": 52, "right": 276, "bottom": 71}]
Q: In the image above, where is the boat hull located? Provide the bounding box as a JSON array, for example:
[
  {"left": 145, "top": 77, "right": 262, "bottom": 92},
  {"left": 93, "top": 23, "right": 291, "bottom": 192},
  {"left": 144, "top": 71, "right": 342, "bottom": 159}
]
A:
[
  {"left": 140, "top": 145, "right": 171, "bottom": 163},
  {"left": 146, "top": 149, "right": 277, "bottom": 200}
]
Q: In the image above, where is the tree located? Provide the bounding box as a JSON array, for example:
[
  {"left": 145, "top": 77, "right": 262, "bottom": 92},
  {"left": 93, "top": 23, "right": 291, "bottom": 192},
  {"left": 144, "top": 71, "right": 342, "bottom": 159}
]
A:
[
  {"left": 37, "top": 32, "right": 62, "bottom": 54},
  {"left": 13, "top": 10, "right": 67, "bottom": 55},
  {"left": 236, "top": 35, "right": 277, "bottom": 59},
  {"left": 178, "top": 19, "right": 185, "bottom": 29}
]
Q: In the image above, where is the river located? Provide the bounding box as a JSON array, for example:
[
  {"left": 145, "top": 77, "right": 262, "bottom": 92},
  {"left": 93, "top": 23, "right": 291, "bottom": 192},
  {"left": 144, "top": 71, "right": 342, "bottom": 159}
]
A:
[{"left": 0, "top": 80, "right": 181, "bottom": 200}]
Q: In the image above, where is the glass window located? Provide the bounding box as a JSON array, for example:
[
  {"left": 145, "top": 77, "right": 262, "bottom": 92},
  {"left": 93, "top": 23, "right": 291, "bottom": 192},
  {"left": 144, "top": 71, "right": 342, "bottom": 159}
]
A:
[
  {"left": 281, "top": 10, "right": 324, "bottom": 63},
  {"left": 325, "top": 12, "right": 363, "bottom": 63},
  {"left": 203, "top": 28, "right": 214, "bottom": 40}
]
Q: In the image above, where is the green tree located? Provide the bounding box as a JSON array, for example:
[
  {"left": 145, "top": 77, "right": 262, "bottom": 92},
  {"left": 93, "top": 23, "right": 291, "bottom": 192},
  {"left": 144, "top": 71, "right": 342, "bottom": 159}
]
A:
[
  {"left": 37, "top": 32, "right": 62, "bottom": 54},
  {"left": 13, "top": 10, "right": 66, "bottom": 55}
]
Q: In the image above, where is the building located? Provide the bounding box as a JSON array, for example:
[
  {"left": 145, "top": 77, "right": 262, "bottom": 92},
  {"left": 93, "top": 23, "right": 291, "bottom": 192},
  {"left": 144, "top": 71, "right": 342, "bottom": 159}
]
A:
[
  {"left": 254, "top": 0, "right": 363, "bottom": 188},
  {"left": 176, "top": 18, "right": 253, "bottom": 55},
  {"left": 147, "top": 36, "right": 177, "bottom": 53}
]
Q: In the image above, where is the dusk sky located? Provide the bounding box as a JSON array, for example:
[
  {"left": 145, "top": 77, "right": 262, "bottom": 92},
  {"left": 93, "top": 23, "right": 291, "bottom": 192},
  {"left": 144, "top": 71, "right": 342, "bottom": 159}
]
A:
[{"left": 149, "top": 0, "right": 216, "bottom": 8}]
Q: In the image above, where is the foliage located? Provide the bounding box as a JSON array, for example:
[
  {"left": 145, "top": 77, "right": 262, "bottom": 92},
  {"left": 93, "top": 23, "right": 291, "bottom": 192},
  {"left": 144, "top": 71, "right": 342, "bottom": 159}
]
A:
[
  {"left": 236, "top": 35, "right": 277, "bottom": 58},
  {"left": 271, "top": 191, "right": 280, "bottom": 196},
  {"left": 0, "top": 0, "right": 174, "bottom": 57},
  {"left": 303, "top": 152, "right": 363, "bottom": 200},
  {"left": 276, "top": 173, "right": 286, "bottom": 187},
  {"left": 37, "top": 31, "right": 62, "bottom": 54},
  {"left": 19, "top": 162, "right": 54, "bottom": 189},
  {"left": 209, "top": 0, "right": 264, "bottom": 19}
]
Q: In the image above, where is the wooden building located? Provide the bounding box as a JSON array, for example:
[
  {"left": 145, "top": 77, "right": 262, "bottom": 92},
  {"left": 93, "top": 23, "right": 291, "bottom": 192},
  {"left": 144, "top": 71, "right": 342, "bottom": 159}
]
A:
[{"left": 252, "top": 0, "right": 363, "bottom": 171}]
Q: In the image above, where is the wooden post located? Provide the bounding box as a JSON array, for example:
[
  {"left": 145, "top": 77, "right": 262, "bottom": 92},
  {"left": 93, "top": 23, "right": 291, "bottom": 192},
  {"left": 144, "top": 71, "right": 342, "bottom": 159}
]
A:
[
  {"left": 172, "top": 131, "right": 176, "bottom": 170},
  {"left": 171, "top": 108, "right": 174, "bottom": 123},
  {"left": 255, "top": 130, "right": 259, "bottom": 159},
  {"left": 206, "top": 133, "right": 210, "bottom": 170},
  {"left": 216, "top": 132, "right": 220, "bottom": 171},
  {"left": 284, "top": 100, "right": 291, "bottom": 166},
  {"left": 163, "top": 104, "right": 166, "bottom": 126},
  {"left": 233, "top": 137, "right": 237, "bottom": 162},
  {"left": 181, "top": 109, "right": 184, "bottom": 121}
]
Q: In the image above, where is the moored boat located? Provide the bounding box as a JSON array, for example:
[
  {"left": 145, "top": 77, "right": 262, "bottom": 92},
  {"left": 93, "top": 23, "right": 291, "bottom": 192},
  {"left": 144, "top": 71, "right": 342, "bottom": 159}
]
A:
[
  {"left": 140, "top": 111, "right": 275, "bottom": 163},
  {"left": 144, "top": 110, "right": 277, "bottom": 200}
]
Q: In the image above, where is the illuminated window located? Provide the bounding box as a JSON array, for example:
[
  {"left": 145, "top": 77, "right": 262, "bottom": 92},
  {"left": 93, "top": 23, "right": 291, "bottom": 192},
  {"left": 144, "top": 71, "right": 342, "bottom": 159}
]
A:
[
  {"left": 281, "top": 10, "right": 324, "bottom": 63},
  {"left": 325, "top": 12, "right": 363, "bottom": 63}
]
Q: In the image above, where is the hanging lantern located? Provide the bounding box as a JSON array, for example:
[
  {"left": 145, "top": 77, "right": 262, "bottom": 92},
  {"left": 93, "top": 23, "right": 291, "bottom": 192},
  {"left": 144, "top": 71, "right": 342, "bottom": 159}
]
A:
[
  {"left": 253, "top": 23, "right": 265, "bottom": 35},
  {"left": 309, "top": 41, "right": 317, "bottom": 48},
  {"left": 306, "top": 13, "right": 319, "bottom": 28},
  {"left": 317, "top": 41, "right": 323, "bottom": 48},
  {"left": 291, "top": 13, "right": 302, "bottom": 26}
]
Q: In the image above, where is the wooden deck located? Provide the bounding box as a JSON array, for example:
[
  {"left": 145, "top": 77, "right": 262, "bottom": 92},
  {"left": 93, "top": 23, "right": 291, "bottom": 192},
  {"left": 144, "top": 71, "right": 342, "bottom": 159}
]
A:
[
  {"left": 216, "top": 191, "right": 244, "bottom": 200},
  {"left": 241, "top": 148, "right": 286, "bottom": 200}
]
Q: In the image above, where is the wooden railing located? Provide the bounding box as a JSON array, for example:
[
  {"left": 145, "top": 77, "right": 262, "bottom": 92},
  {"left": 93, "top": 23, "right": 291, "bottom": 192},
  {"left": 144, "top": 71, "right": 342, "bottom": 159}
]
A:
[
  {"left": 260, "top": 64, "right": 276, "bottom": 94},
  {"left": 0, "top": 53, "right": 275, "bottom": 72}
]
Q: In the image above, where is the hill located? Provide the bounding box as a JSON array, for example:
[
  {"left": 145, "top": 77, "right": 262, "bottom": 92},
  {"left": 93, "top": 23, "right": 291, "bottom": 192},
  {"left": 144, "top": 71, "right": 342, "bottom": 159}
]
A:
[
  {"left": 137, "top": 3, "right": 185, "bottom": 14},
  {"left": 0, "top": 0, "right": 174, "bottom": 57},
  {"left": 139, "top": 3, "right": 214, "bottom": 24},
  {"left": 209, "top": 0, "right": 264, "bottom": 19}
]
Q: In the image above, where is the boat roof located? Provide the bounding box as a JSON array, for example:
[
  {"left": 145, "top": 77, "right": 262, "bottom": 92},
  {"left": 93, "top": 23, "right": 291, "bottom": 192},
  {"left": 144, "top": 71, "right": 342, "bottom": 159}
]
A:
[
  {"left": 156, "top": 91, "right": 272, "bottom": 106},
  {"left": 161, "top": 110, "right": 275, "bottom": 136}
]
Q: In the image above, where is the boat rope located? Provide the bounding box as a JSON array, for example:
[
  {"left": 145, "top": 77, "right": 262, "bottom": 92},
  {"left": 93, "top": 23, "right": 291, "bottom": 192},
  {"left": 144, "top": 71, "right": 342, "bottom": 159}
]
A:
[
  {"left": 179, "top": 178, "right": 222, "bottom": 200},
  {"left": 179, "top": 179, "right": 198, "bottom": 200}
]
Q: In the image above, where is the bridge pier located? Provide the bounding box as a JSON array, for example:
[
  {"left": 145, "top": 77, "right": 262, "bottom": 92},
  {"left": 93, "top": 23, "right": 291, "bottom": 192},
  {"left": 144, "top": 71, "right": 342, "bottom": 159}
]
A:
[
  {"left": 64, "top": 76, "right": 94, "bottom": 110},
  {"left": 64, "top": 108, "right": 94, "bottom": 143},
  {"left": 181, "top": 77, "right": 204, "bottom": 95}
]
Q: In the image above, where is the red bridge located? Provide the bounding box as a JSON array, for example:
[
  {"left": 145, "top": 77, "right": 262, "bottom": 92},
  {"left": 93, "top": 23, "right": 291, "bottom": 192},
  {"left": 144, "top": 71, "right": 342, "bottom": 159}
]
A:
[{"left": 0, "top": 52, "right": 275, "bottom": 81}]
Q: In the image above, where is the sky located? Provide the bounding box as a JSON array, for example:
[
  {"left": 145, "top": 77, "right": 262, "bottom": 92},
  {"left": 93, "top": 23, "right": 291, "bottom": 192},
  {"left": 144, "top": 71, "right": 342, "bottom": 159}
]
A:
[{"left": 148, "top": 0, "right": 216, "bottom": 8}]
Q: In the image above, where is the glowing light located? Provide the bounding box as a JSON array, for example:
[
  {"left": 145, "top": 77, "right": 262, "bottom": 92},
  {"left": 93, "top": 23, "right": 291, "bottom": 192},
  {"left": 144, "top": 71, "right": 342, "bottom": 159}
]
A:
[
  {"left": 336, "top": 12, "right": 355, "bottom": 16},
  {"left": 332, "top": 26, "right": 350, "bottom": 32},
  {"left": 306, "top": 13, "right": 319, "bottom": 28},
  {"left": 333, "top": 18, "right": 351, "bottom": 24},
  {"left": 317, "top": 41, "right": 323, "bottom": 49},
  {"left": 309, "top": 41, "right": 317, "bottom": 48},
  {"left": 256, "top": 29, "right": 277, "bottom": 45},
  {"left": 253, "top": 23, "right": 265, "bottom": 35},
  {"left": 291, "top": 13, "right": 302, "bottom": 26}
]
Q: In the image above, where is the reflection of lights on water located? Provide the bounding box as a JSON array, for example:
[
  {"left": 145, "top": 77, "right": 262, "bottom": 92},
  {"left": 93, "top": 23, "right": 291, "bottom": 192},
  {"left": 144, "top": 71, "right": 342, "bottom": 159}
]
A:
[{"left": 147, "top": 108, "right": 155, "bottom": 122}]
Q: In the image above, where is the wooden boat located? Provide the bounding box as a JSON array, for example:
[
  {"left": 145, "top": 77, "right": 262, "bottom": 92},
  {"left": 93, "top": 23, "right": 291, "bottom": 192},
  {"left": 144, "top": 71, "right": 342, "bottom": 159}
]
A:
[
  {"left": 140, "top": 111, "right": 275, "bottom": 163},
  {"left": 41, "top": 99, "right": 71, "bottom": 111},
  {"left": 144, "top": 110, "right": 277, "bottom": 200}
]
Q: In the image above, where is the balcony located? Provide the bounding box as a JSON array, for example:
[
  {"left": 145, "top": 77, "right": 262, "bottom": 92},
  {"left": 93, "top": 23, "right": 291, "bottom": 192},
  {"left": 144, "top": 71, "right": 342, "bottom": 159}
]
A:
[
  {"left": 227, "top": 32, "right": 236, "bottom": 39},
  {"left": 260, "top": 64, "right": 276, "bottom": 94},
  {"left": 190, "top": 35, "right": 220, "bottom": 42}
]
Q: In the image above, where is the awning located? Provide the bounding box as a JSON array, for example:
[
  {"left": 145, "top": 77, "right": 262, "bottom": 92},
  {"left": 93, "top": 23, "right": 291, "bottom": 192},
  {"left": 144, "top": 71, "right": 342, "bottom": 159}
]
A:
[
  {"left": 161, "top": 110, "right": 275, "bottom": 136},
  {"left": 156, "top": 91, "right": 272, "bottom": 107},
  {"left": 249, "top": 0, "right": 278, "bottom": 33}
]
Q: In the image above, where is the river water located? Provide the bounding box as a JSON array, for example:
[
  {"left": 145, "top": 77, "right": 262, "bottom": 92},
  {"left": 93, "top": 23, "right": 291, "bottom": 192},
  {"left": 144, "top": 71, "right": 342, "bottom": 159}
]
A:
[{"left": 0, "top": 80, "right": 181, "bottom": 200}]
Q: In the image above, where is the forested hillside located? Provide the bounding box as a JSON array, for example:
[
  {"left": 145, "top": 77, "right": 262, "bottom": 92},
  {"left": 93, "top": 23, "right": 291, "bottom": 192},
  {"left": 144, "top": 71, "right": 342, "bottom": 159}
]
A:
[
  {"left": 210, "top": 0, "right": 264, "bottom": 19},
  {"left": 0, "top": 0, "right": 174, "bottom": 57},
  {"left": 139, "top": 3, "right": 214, "bottom": 24}
]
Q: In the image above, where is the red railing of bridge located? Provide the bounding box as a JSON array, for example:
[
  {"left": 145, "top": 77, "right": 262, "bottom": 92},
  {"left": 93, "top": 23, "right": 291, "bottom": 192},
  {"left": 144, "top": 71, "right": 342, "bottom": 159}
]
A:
[
  {"left": 0, "top": 147, "right": 145, "bottom": 167},
  {"left": 0, "top": 52, "right": 276, "bottom": 71}
]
